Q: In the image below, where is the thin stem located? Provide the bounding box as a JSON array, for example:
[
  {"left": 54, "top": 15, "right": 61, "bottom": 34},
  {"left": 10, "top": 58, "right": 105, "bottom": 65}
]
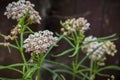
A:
[
  {"left": 14, "top": 37, "right": 20, "bottom": 48},
  {"left": 19, "top": 25, "right": 29, "bottom": 75},
  {"left": 72, "top": 39, "right": 80, "bottom": 80},
  {"left": 25, "top": 26, "right": 34, "bottom": 34},
  {"left": 0, "top": 33, "right": 6, "bottom": 38},
  {"left": 36, "top": 53, "right": 43, "bottom": 80},
  {"left": 90, "top": 60, "right": 94, "bottom": 80},
  {"left": 37, "top": 67, "right": 41, "bottom": 80},
  {"left": 90, "top": 61, "right": 98, "bottom": 80},
  {"left": 75, "top": 44, "right": 79, "bottom": 64},
  {"left": 20, "top": 32, "right": 27, "bottom": 64},
  {"left": 0, "top": 42, "right": 19, "bottom": 49},
  {"left": 93, "top": 61, "right": 98, "bottom": 80},
  {"left": 0, "top": 66, "right": 23, "bottom": 74},
  {"left": 20, "top": 50, "right": 27, "bottom": 72},
  {"left": 72, "top": 62, "right": 76, "bottom": 80}
]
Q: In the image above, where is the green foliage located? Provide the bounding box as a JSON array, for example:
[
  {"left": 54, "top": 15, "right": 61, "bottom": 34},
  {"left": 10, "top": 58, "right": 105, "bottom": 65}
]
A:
[{"left": 0, "top": 2, "right": 120, "bottom": 80}]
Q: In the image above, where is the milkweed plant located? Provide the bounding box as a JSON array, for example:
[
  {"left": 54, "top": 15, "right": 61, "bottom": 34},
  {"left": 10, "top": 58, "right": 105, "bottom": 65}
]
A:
[{"left": 0, "top": 0, "right": 120, "bottom": 80}]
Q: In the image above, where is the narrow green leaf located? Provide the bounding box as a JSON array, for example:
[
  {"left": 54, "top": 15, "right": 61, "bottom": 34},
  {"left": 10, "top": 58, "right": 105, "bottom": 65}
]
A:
[
  {"left": 24, "top": 66, "right": 38, "bottom": 79},
  {"left": 0, "top": 33, "right": 6, "bottom": 38},
  {"left": 98, "top": 66, "right": 120, "bottom": 72},
  {"left": 0, "top": 63, "right": 35, "bottom": 68},
  {"left": 24, "top": 25, "right": 34, "bottom": 34},
  {"left": 97, "top": 73, "right": 110, "bottom": 77},
  {"left": 59, "top": 75, "right": 66, "bottom": 80},
  {"left": 44, "top": 59, "right": 71, "bottom": 70},
  {"left": 53, "top": 48, "right": 74, "bottom": 57},
  {"left": 54, "top": 69, "right": 81, "bottom": 79},
  {"left": 69, "top": 44, "right": 80, "bottom": 57},
  {"left": 83, "top": 34, "right": 117, "bottom": 45},
  {"left": 78, "top": 69, "right": 90, "bottom": 72},
  {"left": 63, "top": 37, "right": 75, "bottom": 47},
  {"left": 53, "top": 74, "right": 58, "bottom": 80},
  {"left": 0, "top": 66, "right": 23, "bottom": 74},
  {"left": 78, "top": 71, "right": 89, "bottom": 80},
  {"left": 0, "top": 42, "right": 19, "bottom": 50}
]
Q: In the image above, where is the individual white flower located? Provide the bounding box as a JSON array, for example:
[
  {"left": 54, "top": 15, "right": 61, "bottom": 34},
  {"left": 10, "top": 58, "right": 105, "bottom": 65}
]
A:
[
  {"left": 23, "top": 30, "right": 58, "bottom": 54},
  {"left": 4, "top": 0, "right": 41, "bottom": 24},
  {"left": 81, "top": 36, "right": 117, "bottom": 62},
  {"left": 61, "top": 17, "right": 90, "bottom": 35},
  {"left": 81, "top": 23, "right": 90, "bottom": 33}
]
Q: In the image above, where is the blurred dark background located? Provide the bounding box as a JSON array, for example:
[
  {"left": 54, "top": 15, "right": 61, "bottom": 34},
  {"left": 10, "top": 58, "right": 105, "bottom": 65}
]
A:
[{"left": 0, "top": 0, "right": 120, "bottom": 80}]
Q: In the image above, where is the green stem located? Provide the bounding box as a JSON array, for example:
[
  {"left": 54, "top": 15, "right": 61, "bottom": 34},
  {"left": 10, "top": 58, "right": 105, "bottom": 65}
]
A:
[
  {"left": 15, "top": 37, "right": 20, "bottom": 48},
  {"left": 20, "top": 32, "right": 27, "bottom": 63},
  {"left": 90, "top": 60, "right": 94, "bottom": 80},
  {"left": 72, "top": 40, "right": 80, "bottom": 80},
  {"left": 37, "top": 67, "right": 41, "bottom": 80},
  {"left": 72, "top": 62, "right": 77, "bottom": 80},
  {"left": 90, "top": 61, "right": 98, "bottom": 80},
  {"left": 0, "top": 42, "right": 19, "bottom": 49},
  {"left": 19, "top": 26, "right": 29, "bottom": 75},
  {"left": 36, "top": 53, "right": 44, "bottom": 80},
  {"left": 72, "top": 49, "right": 79, "bottom": 80},
  {"left": 25, "top": 26, "right": 34, "bottom": 34},
  {"left": 75, "top": 45, "right": 79, "bottom": 64}
]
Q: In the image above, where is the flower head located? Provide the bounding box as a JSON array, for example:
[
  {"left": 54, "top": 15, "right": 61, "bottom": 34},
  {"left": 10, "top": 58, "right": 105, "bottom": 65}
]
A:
[
  {"left": 81, "top": 36, "right": 117, "bottom": 65},
  {"left": 103, "top": 41, "right": 117, "bottom": 56},
  {"left": 23, "top": 30, "right": 58, "bottom": 54},
  {"left": 4, "top": 0, "right": 41, "bottom": 24},
  {"left": 61, "top": 17, "right": 90, "bottom": 35}
]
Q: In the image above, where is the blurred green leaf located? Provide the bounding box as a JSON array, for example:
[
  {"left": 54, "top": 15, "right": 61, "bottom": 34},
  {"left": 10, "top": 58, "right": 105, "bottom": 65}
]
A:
[
  {"left": 24, "top": 66, "right": 38, "bottom": 79},
  {"left": 97, "top": 73, "right": 110, "bottom": 77},
  {"left": 63, "top": 37, "right": 75, "bottom": 47},
  {"left": 98, "top": 65, "right": 120, "bottom": 72},
  {"left": 44, "top": 59, "right": 71, "bottom": 70},
  {"left": 83, "top": 34, "right": 118, "bottom": 45},
  {"left": 53, "top": 48, "right": 74, "bottom": 57}
]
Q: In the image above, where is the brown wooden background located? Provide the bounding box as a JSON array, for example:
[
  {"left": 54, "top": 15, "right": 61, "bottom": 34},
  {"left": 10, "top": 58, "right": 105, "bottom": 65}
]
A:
[{"left": 0, "top": 0, "right": 120, "bottom": 80}]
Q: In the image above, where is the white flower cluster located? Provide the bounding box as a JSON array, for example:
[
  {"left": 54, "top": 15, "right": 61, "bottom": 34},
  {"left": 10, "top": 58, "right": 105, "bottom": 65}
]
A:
[
  {"left": 4, "top": 0, "right": 41, "bottom": 24},
  {"left": 81, "top": 36, "right": 117, "bottom": 61},
  {"left": 23, "top": 30, "right": 58, "bottom": 54},
  {"left": 61, "top": 17, "right": 90, "bottom": 35}
]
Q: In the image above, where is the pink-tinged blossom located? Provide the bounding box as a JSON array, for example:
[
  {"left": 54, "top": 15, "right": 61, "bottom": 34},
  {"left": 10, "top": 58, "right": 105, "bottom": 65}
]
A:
[
  {"left": 4, "top": 0, "right": 41, "bottom": 24},
  {"left": 81, "top": 36, "right": 117, "bottom": 65},
  {"left": 23, "top": 30, "right": 58, "bottom": 54}
]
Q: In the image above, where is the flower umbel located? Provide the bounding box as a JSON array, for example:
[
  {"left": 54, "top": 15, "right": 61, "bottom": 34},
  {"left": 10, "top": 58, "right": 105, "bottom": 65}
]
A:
[
  {"left": 23, "top": 30, "right": 58, "bottom": 54},
  {"left": 4, "top": 0, "right": 41, "bottom": 24},
  {"left": 61, "top": 17, "right": 90, "bottom": 35},
  {"left": 81, "top": 36, "right": 117, "bottom": 65}
]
